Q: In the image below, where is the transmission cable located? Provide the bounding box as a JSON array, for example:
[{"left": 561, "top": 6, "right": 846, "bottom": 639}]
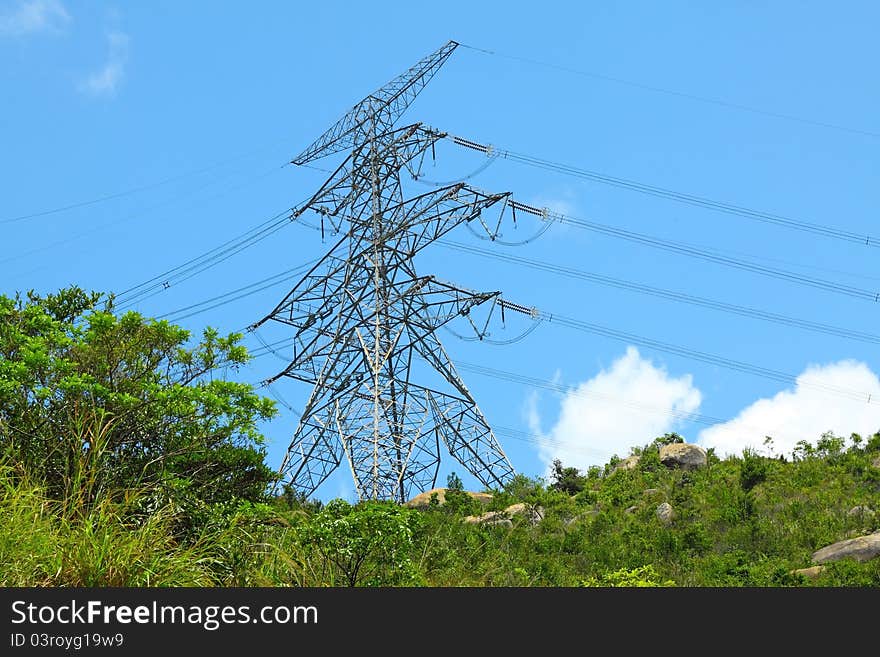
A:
[
  {"left": 479, "top": 200, "right": 880, "bottom": 303},
  {"left": 458, "top": 43, "right": 880, "bottom": 140},
  {"left": 114, "top": 206, "right": 301, "bottom": 310},
  {"left": 448, "top": 134, "right": 878, "bottom": 248},
  {"left": 156, "top": 258, "right": 320, "bottom": 323},
  {"left": 440, "top": 240, "right": 880, "bottom": 344}
]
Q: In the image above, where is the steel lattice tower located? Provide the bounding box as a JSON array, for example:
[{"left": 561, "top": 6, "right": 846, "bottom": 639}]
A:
[{"left": 253, "top": 41, "right": 516, "bottom": 502}]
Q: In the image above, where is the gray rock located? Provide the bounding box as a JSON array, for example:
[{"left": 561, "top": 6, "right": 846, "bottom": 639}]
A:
[
  {"left": 659, "top": 443, "right": 707, "bottom": 471},
  {"left": 504, "top": 503, "right": 545, "bottom": 526},
  {"left": 811, "top": 531, "right": 880, "bottom": 564},
  {"left": 614, "top": 455, "right": 640, "bottom": 472},
  {"left": 846, "top": 505, "right": 875, "bottom": 519},
  {"left": 624, "top": 505, "right": 638, "bottom": 514},
  {"left": 643, "top": 488, "right": 661, "bottom": 497},
  {"left": 463, "top": 510, "right": 500, "bottom": 525},
  {"left": 483, "top": 517, "right": 513, "bottom": 528},
  {"left": 656, "top": 502, "right": 675, "bottom": 524},
  {"left": 405, "top": 487, "right": 493, "bottom": 508},
  {"left": 464, "top": 504, "right": 542, "bottom": 528},
  {"left": 872, "top": 455, "right": 880, "bottom": 469}
]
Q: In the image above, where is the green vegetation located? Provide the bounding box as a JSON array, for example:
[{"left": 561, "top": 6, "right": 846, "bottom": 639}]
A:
[{"left": 2, "top": 288, "right": 879, "bottom": 586}]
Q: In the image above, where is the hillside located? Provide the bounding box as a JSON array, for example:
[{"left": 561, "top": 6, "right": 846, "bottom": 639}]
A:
[{"left": 3, "top": 431, "right": 879, "bottom": 587}]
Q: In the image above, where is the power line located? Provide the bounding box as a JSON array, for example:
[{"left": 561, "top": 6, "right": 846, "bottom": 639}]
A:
[
  {"left": 114, "top": 206, "right": 300, "bottom": 310},
  {"left": 449, "top": 134, "right": 878, "bottom": 248},
  {"left": 529, "top": 309, "right": 878, "bottom": 405},
  {"left": 454, "top": 360, "right": 726, "bottom": 426},
  {"left": 241, "top": 335, "right": 844, "bottom": 453},
  {"left": 156, "top": 258, "right": 320, "bottom": 323},
  {"left": 441, "top": 240, "right": 880, "bottom": 345},
  {"left": 242, "top": 297, "right": 878, "bottom": 407},
  {"left": 492, "top": 199, "right": 879, "bottom": 303},
  {"left": 1, "top": 163, "right": 287, "bottom": 270},
  {"left": 458, "top": 43, "right": 880, "bottom": 140},
  {"left": 2, "top": 135, "right": 297, "bottom": 225}
]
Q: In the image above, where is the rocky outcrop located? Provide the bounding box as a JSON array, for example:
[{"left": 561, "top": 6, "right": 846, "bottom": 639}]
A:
[
  {"left": 659, "top": 443, "right": 707, "bottom": 471},
  {"left": 464, "top": 503, "right": 544, "bottom": 527},
  {"left": 656, "top": 502, "right": 675, "bottom": 524},
  {"left": 614, "top": 455, "right": 640, "bottom": 472},
  {"left": 405, "top": 487, "right": 493, "bottom": 509},
  {"left": 811, "top": 531, "right": 880, "bottom": 564},
  {"left": 504, "top": 503, "right": 545, "bottom": 525},
  {"left": 462, "top": 512, "right": 513, "bottom": 528}
]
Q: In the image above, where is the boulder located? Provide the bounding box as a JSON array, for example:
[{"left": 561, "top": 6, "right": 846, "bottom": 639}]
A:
[
  {"left": 846, "top": 505, "right": 875, "bottom": 519},
  {"left": 463, "top": 511, "right": 513, "bottom": 528},
  {"left": 504, "top": 503, "right": 545, "bottom": 525},
  {"left": 811, "top": 531, "right": 880, "bottom": 564},
  {"left": 624, "top": 505, "right": 638, "bottom": 514},
  {"left": 792, "top": 565, "right": 825, "bottom": 579},
  {"left": 659, "top": 443, "right": 707, "bottom": 471},
  {"left": 486, "top": 518, "right": 513, "bottom": 528},
  {"left": 614, "top": 455, "right": 640, "bottom": 472},
  {"left": 463, "top": 511, "right": 498, "bottom": 525},
  {"left": 405, "top": 487, "right": 493, "bottom": 509},
  {"left": 656, "top": 502, "right": 675, "bottom": 524},
  {"left": 463, "top": 503, "right": 545, "bottom": 527}
]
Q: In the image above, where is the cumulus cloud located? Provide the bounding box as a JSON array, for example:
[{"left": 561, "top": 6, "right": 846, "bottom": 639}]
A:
[
  {"left": 698, "top": 359, "right": 880, "bottom": 458},
  {"left": 0, "top": 0, "right": 69, "bottom": 37},
  {"left": 531, "top": 346, "right": 702, "bottom": 473},
  {"left": 78, "top": 30, "right": 129, "bottom": 97}
]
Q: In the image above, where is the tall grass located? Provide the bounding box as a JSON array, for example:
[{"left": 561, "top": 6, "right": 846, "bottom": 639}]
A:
[
  {"left": 0, "top": 402, "right": 310, "bottom": 586},
  {"left": 0, "top": 459, "right": 220, "bottom": 586}
]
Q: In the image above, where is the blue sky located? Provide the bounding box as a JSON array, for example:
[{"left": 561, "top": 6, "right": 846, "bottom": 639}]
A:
[{"left": 2, "top": 1, "right": 879, "bottom": 500}]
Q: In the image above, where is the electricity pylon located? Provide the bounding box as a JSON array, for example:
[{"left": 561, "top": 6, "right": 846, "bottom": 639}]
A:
[{"left": 253, "top": 40, "right": 516, "bottom": 502}]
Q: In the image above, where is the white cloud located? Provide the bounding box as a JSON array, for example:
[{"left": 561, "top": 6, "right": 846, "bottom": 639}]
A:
[
  {"left": 698, "top": 359, "right": 880, "bottom": 458},
  {"left": 531, "top": 346, "right": 702, "bottom": 473},
  {"left": 78, "top": 30, "right": 129, "bottom": 97},
  {"left": 0, "top": 0, "right": 69, "bottom": 36}
]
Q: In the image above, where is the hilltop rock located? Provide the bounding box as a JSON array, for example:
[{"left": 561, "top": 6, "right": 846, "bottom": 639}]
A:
[
  {"left": 614, "top": 455, "right": 640, "bottom": 472},
  {"left": 659, "top": 443, "right": 707, "bottom": 471},
  {"left": 656, "top": 502, "right": 675, "bottom": 524},
  {"left": 811, "top": 531, "right": 880, "bottom": 564},
  {"left": 405, "top": 487, "right": 493, "bottom": 509}
]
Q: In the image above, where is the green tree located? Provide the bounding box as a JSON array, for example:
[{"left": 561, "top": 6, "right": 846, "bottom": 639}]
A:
[
  {"left": 739, "top": 448, "right": 769, "bottom": 492},
  {"left": 296, "top": 499, "right": 422, "bottom": 586},
  {"left": 653, "top": 432, "right": 685, "bottom": 447},
  {"left": 550, "top": 458, "right": 587, "bottom": 495},
  {"left": 0, "top": 287, "right": 276, "bottom": 528}
]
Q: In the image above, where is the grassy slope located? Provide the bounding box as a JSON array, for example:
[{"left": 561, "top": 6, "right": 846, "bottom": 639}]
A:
[{"left": 2, "top": 437, "right": 879, "bottom": 586}]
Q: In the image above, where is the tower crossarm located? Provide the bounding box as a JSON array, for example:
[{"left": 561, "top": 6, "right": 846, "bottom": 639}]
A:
[
  {"left": 294, "top": 125, "right": 446, "bottom": 234},
  {"left": 292, "top": 41, "right": 458, "bottom": 166}
]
